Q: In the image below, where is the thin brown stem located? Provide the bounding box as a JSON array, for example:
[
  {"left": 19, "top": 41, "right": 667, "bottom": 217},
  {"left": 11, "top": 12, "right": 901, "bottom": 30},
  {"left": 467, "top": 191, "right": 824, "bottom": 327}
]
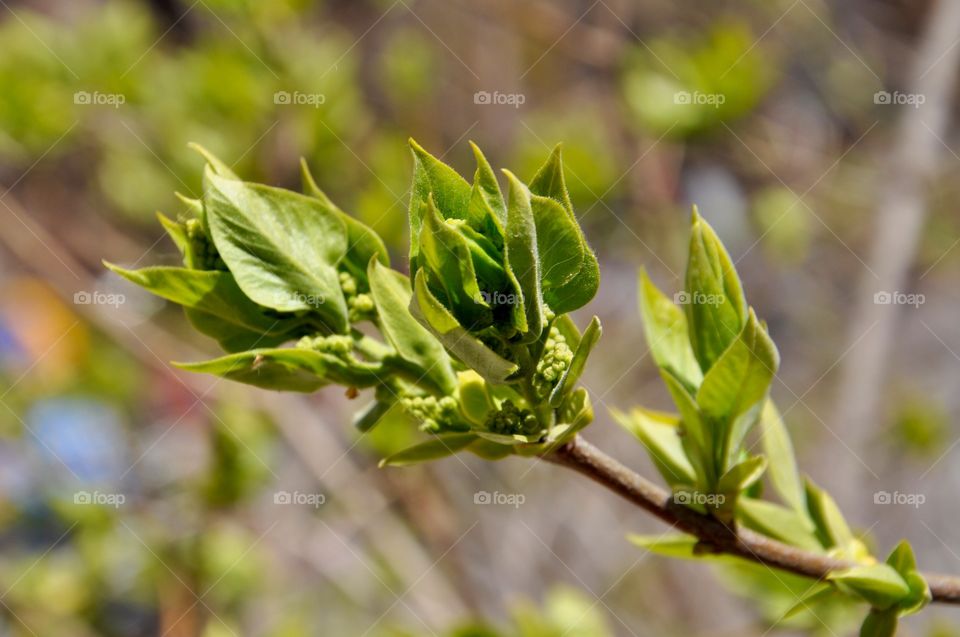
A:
[{"left": 544, "top": 435, "right": 960, "bottom": 605}]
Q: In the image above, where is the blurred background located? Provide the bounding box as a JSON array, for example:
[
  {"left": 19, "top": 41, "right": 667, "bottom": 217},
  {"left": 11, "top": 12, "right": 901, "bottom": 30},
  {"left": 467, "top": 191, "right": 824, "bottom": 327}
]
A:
[{"left": 2, "top": 0, "right": 960, "bottom": 635}]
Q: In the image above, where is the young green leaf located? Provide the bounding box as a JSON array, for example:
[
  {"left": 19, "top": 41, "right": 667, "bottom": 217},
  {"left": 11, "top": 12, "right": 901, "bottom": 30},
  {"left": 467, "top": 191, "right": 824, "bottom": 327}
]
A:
[
  {"left": 188, "top": 142, "right": 239, "bottom": 180},
  {"left": 696, "top": 308, "right": 779, "bottom": 425},
  {"left": 758, "top": 400, "right": 806, "bottom": 513},
  {"left": 367, "top": 259, "right": 457, "bottom": 395},
  {"left": 156, "top": 212, "right": 189, "bottom": 257},
  {"left": 717, "top": 455, "right": 767, "bottom": 496},
  {"left": 173, "top": 347, "right": 383, "bottom": 391},
  {"left": 353, "top": 399, "right": 394, "bottom": 433},
  {"left": 175, "top": 348, "right": 384, "bottom": 391},
  {"left": 530, "top": 194, "right": 584, "bottom": 298},
  {"left": 528, "top": 144, "right": 573, "bottom": 215},
  {"left": 737, "top": 498, "right": 821, "bottom": 551},
  {"left": 627, "top": 534, "right": 735, "bottom": 562},
  {"left": 408, "top": 138, "right": 474, "bottom": 272},
  {"left": 503, "top": 170, "right": 543, "bottom": 342},
  {"left": 526, "top": 149, "right": 598, "bottom": 313},
  {"left": 806, "top": 479, "right": 855, "bottom": 550},
  {"left": 301, "top": 158, "right": 390, "bottom": 280},
  {"left": 418, "top": 197, "right": 491, "bottom": 324},
  {"left": 411, "top": 270, "right": 518, "bottom": 382},
  {"left": 184, "top": 309, "right": 297, "bottom": 353},
  {"left": 859, "top": 608, "right": 898, "bottom": 637},
  {"left": 612, "top": 407, "right": 696, "bottom": 488},
  {"left": 378, "top": 433, "right": 479, "bottom": 467},
  {"left": 828, "top": 564, "right": 910, "bottom": 610},
  {"left": 104, "top": 263, "right": 303, "bottom": 337},
  {"left": 661, "top": 368, "right": 713, "bottom": 485},
  {"left": 885, "top": 541, "right": 931, "bottom": 615},
  {"left": 468, "top": 141, "right": 507, "bottom": 231},
  {"left": 638, "top": 268, "right": 702, "bottom": 390},
  {"left": 549, "top": 316, "right": 601, "bottom": 407},
  {"left": 202, "top": 168, "right": 350, "bottom": 331},
  {"left": 684, "top": 207, "right": 748, "bottom": 371}
]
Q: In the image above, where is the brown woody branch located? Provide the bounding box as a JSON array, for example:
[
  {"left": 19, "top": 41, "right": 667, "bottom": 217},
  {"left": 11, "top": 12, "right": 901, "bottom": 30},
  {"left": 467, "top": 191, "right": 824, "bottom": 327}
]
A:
[{"left": 544, "top": 435, "right": 960, "bottom": 604}]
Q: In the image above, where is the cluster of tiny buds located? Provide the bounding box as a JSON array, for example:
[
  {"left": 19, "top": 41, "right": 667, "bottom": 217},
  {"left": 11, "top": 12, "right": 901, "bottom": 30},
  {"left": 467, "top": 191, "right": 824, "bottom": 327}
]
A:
[
  {"left": 339, "top": 271, "right": 375, "bottom": 321},
  {"left": 532, "top": 326, "right": 573, "bottom": 399},
  {"left": 400, "top": 394, "right": 460, "bottom": 433},
  {"left": 296, "top": 334, "right": 353, "bottom": 356},
  {"left": 185, "top": 219, "right": 226, "bottom": 271},
  {"left": 485, "top": 399, "right": 541, "bottom": 436}
]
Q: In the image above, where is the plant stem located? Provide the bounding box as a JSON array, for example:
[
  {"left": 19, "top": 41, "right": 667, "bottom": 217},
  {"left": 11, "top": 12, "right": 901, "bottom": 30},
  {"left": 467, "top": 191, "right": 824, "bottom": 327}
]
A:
[{"left": 544, "top": 435, "right": 960, "bottom": 605}]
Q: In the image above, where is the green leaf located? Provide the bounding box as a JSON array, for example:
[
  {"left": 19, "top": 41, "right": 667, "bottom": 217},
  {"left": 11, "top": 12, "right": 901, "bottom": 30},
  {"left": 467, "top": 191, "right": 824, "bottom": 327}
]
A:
[
  {"left": 717, "top": 455, "right": 767, "bottom": 495},
  {"left": 156, "top": 212, "right": 189, "bottom": 257},
  {"left": 419, "top": 197, "right": 490, "bottom": 324},
  {"left": 696, "top": 308, "right": 779, "bottom": 423},
  {"left": 353, "top": 399, "right": 394, "bottom": 433},
  {"left": 301, "top": 158, "right": 390, "bottom": 281},
  {"left": 503, "top": 170, "right": 543, "bottom": 342},
  {"left": 411, "top": 270, "right": 518, "bottom": 382},
  {"left": 184, "top": 309, "right": 295, "bottom": 353},
  {"left": 859, "top": 608, "right": 898, "bottom": 637},
  {"left": 696, "top": 308, "right": 779, "bottom": 469},
  {"left": 806, "top": 479, "right": 855, "bottom": 550},
  {"left": 527, "top": 148, "right": 600, "bottom": 315},
  {"left": 202, "top": 169, "right": 349, "bottom": 332},
  {"left": 885, "top": 541, "right": 931, "bottom": 615},
  {"left": 828, "top": 564, "right": 910, "bottom": 610},
  {"left": 638, "top": 268, "right": 702, "bottom": 390},
  {"left": 612, "top": 407, "right": 696, "bottom": 488},
  {"left": 174, "top": 348, "right": 376, "bottom": 393},
  {"left": 759, "top": 400, "right": 805, "bottom": 513},
  {"left": 468, "top": 141, "right": 507, "bottom": 231},
  {"left": 737, "top": 498, "right": 821, "bottom": 551},
  {"left": 528, "top": 144, "right": 573, "bottom": 215},
  {"left": 544, "top": 244, "right": 599, "bottom": 315},
  {"left": 408, "top": 139, "right": 474, "bottom": 271},
  {"left": 367, "top": 259, "right": 457, "bottom": 395},
  {"left": 661, "top": 368, "right": 713, "bottom": 485},
  {"left": 684, "top": 207, "right": 748, "bottom": 371},
  {"left": 782, "top": 583, "right": 835, "bottom": 618},
  {"left": 466, "top": 438, "right": 514, "bottom": 461},
  {"left": 104, "top": 263, "right": 304, "bottom": 337},
  {"left": 530, "top": 193, "right": 584, "bottom": 300},
  {"left": 378, "top": 433, "right": 479, "bottom": 467},
  {"left": 628, "top": 534, "right": 700, "bottom": 559},
  {"left": 474, "top": 431, "right": 542, "bottom": 445},
  {"left": 189, "top": 142, "right": 239, "bottom": 179},
  {"left": 499, "top": 170, "right": 544, "bottom": 341},
  {"left": 549, "top": 316, "right": 601, "bottom": 407}
]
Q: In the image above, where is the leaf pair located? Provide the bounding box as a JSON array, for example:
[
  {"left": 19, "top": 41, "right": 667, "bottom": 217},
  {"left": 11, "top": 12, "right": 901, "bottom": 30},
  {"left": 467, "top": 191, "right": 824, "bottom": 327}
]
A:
[
  {"left": 629, "top": 211, "right": 778, "bottom": 506},
  {"left": 830, "top": 541, "right": 930, "bottom": 636}
]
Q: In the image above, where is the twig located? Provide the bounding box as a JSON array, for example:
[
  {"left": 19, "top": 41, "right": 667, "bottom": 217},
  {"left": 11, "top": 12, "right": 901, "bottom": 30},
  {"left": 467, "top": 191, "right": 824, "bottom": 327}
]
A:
[{"left": 545, "top": 435, "right": 960, "bottom": 604}]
